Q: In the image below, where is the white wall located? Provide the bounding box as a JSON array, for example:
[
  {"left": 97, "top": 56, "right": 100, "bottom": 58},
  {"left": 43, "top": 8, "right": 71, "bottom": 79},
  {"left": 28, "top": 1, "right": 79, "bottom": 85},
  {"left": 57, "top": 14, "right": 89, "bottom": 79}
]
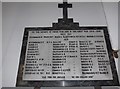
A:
[{"left": 0, "top": 1, "right": 2, "bottom": 89}]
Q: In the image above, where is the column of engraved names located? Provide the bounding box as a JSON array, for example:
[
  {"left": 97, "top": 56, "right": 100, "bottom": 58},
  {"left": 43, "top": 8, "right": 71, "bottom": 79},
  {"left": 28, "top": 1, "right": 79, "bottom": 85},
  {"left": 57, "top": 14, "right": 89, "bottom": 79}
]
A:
[
  {"left": 79, "top": 40, "right": 93, "bottom": 78},
  {"left": 52, "top": 41, "right": 66, "bottom": 79},
  {"left": 80, "top": 30, "right": 109, "bottom": 78},
  {"left": 24, "top": 32, "right": 53, "bottom": 78},
  {"left": 25, "top": 41, "right": 40, "bottom": 75},
  {"left": 52, "top": 40, "right": 78, "bottom": 79}
]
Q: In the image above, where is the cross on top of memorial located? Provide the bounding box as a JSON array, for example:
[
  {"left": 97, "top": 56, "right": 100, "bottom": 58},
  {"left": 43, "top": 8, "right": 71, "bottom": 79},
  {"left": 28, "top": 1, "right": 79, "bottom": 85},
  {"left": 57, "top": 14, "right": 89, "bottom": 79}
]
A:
[
  {"left": 58, "top": 0, "right": 72, "bottom": 23},
  {"left": 53, "top": 0, "right": 79, "bottom": 28}
]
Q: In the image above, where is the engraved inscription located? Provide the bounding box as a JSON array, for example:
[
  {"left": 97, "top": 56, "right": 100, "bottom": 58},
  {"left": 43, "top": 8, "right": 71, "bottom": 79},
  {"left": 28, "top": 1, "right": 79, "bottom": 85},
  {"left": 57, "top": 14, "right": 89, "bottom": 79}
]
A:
[{"left": 23, "top": 30, "right": 113, "bottom": 80}]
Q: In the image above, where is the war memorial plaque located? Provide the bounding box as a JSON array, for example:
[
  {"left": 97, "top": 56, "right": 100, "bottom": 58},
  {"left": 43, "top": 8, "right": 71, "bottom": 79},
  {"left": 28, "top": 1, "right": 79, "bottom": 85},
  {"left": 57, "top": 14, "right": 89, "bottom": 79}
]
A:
[
  {"left": 16, "top": 1, "right": 119, "bottom": 88},
  {"left": 23, "top": 29, "right": 113, "bottom": 81}
]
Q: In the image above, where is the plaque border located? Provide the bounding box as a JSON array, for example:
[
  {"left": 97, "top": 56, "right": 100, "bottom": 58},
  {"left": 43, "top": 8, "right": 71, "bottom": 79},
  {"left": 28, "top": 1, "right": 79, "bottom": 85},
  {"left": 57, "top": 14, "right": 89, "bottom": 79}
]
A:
[{"left": 16, "top": 26, "right": 119, "bottom": 87}]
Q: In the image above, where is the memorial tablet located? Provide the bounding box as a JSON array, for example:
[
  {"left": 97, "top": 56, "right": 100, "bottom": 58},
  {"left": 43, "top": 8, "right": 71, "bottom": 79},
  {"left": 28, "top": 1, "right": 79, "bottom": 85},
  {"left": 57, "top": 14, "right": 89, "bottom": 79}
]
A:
[{"left": 23, "top": 30, "right": 113, "bottom": 81}]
